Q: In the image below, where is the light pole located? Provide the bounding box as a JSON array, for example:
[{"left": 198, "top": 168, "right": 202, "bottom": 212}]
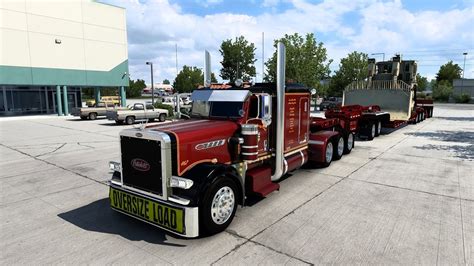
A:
[
  {"left": 371, "top": 52, "right": 385, "bottom": 61},
  {"left": 146, "top": 62, "right": 154, "bottom": 105},
  {"left": 463, "top": 52, "right": 468, "bottom": 79}
]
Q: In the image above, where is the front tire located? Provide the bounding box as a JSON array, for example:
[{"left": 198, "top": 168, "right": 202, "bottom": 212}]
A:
[
  {"left": 125, "top": 116, "right": 135, "bottom": 125},
  {"left": 159, "top": 113, "right": 167, "bottom": 122},
  {"left": 200, "top": 177, "right": 238, "bottom": 235},
  {"left": 88, "top": 112, "right": 97, "bottom": 120}
]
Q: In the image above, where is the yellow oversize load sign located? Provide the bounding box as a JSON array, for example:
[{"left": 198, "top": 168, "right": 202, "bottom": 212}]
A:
[{"left": 109, "top": 187, "right": 185, "bottom": 234}]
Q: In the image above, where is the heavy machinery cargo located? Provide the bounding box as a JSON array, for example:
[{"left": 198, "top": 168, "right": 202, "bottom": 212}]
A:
[{"left": 327, "top": 55, "right": 434, "bottom": 140}]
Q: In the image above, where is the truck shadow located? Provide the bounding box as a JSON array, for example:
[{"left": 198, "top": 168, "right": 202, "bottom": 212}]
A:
[
  {"left": 436, "top": 116, "right": 474, "bottom": 122},
  {"left": 405, "top": 130, "right": 474, "bottom": 160},
  {"left": 57, "top": 198, "right": 186, "bottom": 246}
]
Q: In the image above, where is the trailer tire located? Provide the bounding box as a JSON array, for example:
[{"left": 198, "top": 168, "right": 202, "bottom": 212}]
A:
[
  {"left": 125, "top": 116, "right": 135, "bottom": 125},
  {"left": 200, "top": 177, "right": 238, "bottom": 236},
  {"left": 80, "top": 116, "right": 87, "bottom": 120},
  {"left": 115, "top": 120, "right": 123, "bottom": 125},
  {"left": 88, "top": 112, "right": 97, "bottom": 120},
  {"left": 375, "top": 120, "right": 382, "bottom": 137},
  {"left": 333, "top": 136, "right": 344, "bottom": 160},
  {"left": 159, "top": 113, "right": 167, "bottom": 122},
  {"left": 367, "top": 123, "right": 376, "bottom": 141},
  {"left": 344, "top": 132, "right": 354, "bottom": 154}
]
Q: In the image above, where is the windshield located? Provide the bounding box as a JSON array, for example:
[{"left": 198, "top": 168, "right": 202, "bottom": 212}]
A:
[{"left": 190, "top": 101, "right": 243, "bottom": 119}]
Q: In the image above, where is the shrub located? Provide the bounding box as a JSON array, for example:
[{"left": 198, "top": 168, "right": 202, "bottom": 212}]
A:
[
  {"left": 455, "top": 93, "right": 471, "bottom": 103},
  {"left": 432, "top": 80, "right": 453, "bottom": 102},
  {"left": 153, "top": 102, "right": 174, "bottom": 117}
]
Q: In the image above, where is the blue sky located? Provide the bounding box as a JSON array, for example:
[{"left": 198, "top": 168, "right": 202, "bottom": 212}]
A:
[{"left": 104, "top": 0, "right": 474, "bottom": 84}]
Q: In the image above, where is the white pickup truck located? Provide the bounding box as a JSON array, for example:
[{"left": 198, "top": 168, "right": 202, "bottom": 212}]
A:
[
  {"left": 72, "top": 102, "right": 126, "bottom": 120},
  {"left": 106, "top": 103, "right": 168, "bottom": 125}
]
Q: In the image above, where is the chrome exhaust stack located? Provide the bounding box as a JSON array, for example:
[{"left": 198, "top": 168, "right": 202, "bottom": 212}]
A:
[
  {"left": 204, "top": 50, "right": 211, "bottom": 87},
  {"left": 272, "top": 42, "right": 285, "bottom": 181}
]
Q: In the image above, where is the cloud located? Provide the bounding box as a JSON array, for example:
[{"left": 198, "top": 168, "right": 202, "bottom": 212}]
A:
[{"left": 103, "top": 0, "right": 474, "bottom": 84}]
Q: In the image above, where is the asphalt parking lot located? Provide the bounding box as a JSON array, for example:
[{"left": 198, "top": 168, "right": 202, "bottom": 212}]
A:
[{"left": 0, "top": 103, "right": 473, "bottom": 265}]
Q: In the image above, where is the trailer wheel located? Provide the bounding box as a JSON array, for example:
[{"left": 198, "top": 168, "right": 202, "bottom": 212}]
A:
[
  {"left": 200, "top": 177, "right": 238, "bottom": 235},
  {"left": 125, "top": 116, "right": 135, "bottom": 125},
  {"left": 375, "top": 120, "right": 382, "bottom": 137},
  {"left": 159, "top": 113, "right": 167, "bottom": 122},
  {"left": 80, "top": 116, "right": 87, "bottom": 120},
  {"left": 88, "top": 112, "right": 97, "bottom": 120},
  {"left": 344, "top": 132, "right": 354, "bottom": 154},
  {"left": 366, "top": 123, "right": 375, "bottom": 141},
  {"left": 333, "top": 136, "right": 344, "bottom": 160},
  {"left": 115, "top": 120, "right": 123, "bottom": 125},
  {"left": 421, "top": 112, "right": 425, "bottom": 121}
]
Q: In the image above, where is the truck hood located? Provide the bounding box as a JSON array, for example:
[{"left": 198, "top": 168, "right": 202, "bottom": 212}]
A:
[{"left": 148, "top": 119, "right": 240, "bottom": 176}]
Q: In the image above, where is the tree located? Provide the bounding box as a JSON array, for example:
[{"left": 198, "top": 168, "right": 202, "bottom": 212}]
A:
[
  {"left": 173, "top": 66, "right": 203, "bottom": 93},
  {"left": 416, "top": 73, "right": 428, "bottom": 92},
  {"left": 436, "top": 61, "right": 462, "bottom": 83},
  {"left": 329, "top": 51, "right": 368, "bottom": 96},
  {"left": 220, "top": 36, "right": 256, "bottom": 82},
  {"left": 162, "top": 79, "right": 170, "bottom": 84},
  {"left": 127, "top": 79, "right": 146, "bottom": 98},
  {"left": 265, "top": 33, "right": 332, "bottom": 90}
]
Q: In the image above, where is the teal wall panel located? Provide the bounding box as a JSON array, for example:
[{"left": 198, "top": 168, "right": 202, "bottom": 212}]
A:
[{"left": 0, "top": 60, "right": 129, "bottom": 87}]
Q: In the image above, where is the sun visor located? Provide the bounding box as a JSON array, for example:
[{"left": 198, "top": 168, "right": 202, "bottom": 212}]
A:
[{"left": 191, "top": 90, "right": 250, "bottom": 102}]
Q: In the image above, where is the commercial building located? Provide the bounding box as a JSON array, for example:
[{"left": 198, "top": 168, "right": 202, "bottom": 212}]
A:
[
  {"left": 453, "top": 79, "right": 474, "bottom": 101},
  {"left": 0, "top": 0, "right": 129, "bottom": 116}
]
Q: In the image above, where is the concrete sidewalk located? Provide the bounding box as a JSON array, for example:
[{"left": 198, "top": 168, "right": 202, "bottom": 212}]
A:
[{"left": 0, "top": 103, "right": 473, "bottom": 265}]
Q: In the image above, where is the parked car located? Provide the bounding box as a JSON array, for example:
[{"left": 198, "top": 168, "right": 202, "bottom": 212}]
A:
[
  {"left": 72, "top": 102, "right": 126, "bottom": 120},
  {"left": 162, "top": 96, "right": 184, "bottom": 107},
  {"left": 106, "top": 103, "right": 168, "bottom": 125},
  {"left": 319, "top": 97, "right": 342, "bottom": 111}
]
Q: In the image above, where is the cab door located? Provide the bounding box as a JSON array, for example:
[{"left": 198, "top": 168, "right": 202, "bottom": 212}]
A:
[{"left": 246, "top": 94, "right": 271, "bottom": 155}]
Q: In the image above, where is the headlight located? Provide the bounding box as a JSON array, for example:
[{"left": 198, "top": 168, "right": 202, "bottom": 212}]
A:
[
  {"left": 109, "top": 161, "right": 121, "bottom": 172},
  {"left": 170, "top": 176, "right": 194, "bottom": 189}
]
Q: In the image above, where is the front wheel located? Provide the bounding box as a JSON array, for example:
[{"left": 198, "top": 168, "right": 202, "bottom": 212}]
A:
[
  {"left": 125, "top": 116, "right": 135, "bottom": 125},
  {"left": 159, "top": 113, "right": 167, "bottom": 122},
  {"left": 88, "top": 112, "right": 97, "bottom": 120},
  {"left": 200, "top": 177, "right": 238, "bottom": 235}
]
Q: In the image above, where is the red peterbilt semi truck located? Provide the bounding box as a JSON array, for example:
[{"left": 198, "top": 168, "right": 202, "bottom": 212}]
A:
[
  {"left": 107, "top": 43, "right": 355, "bottom": 237},
  {"left": 323, "top": 55, "right": 434, "bottom": 140}
]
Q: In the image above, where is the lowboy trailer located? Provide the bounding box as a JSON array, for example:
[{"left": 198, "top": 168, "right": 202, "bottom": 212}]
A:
[{"left": 324, "top": 55, "right": 434, "bottom": 140}]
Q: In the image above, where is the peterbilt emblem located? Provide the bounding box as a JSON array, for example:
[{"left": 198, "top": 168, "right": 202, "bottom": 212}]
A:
[
  {"left": 195, "top": 139, "right": 226, "bottom": 150},
  {"left": 131, "top": 158, "right": 150, "bottom": 172}
]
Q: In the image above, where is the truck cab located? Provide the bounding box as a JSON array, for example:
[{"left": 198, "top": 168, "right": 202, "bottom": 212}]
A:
[{"left": 107, "top": 43, "right": 346, "bottom": 238}]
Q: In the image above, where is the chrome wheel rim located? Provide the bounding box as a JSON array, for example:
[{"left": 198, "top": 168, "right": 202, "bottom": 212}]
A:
[
  {"left": 326, "top": 142, "right": 333, "bottom": 163},
  {"left": 377, "top": 121, "right": 381, "bottom": 135},
  {"left": 337, "top": 138, "right": 344, "bottom": 156},
  {"left": 371, "top": 124, "right": 376, "bottom": 137},
  {"left": 211, "top": 186, "right": 235, "bottom": 225},
  {"left": 347, "top": 133, "right": 354, "bottom": 151}
]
